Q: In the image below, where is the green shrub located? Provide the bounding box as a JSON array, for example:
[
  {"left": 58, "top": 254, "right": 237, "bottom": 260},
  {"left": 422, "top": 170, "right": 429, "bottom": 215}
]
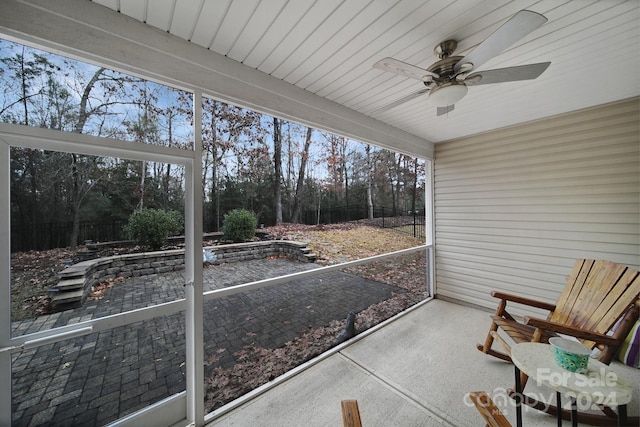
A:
[
  {"left": 222, "top": 209, "right": 257, "bottom": 242},
  {"left": 125, "top": 208, "right": 183, "bottom": 250}
]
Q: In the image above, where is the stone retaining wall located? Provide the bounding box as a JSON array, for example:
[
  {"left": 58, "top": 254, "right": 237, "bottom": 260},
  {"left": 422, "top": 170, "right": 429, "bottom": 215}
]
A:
[{"left": 51, "top": 241, "right": 316, "bottom": 312}]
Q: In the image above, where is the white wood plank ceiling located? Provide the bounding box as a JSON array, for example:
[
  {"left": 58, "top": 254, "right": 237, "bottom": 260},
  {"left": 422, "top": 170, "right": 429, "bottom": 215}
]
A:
[{"left": 92, "top": 0, "right": 639, "bottom": 143}]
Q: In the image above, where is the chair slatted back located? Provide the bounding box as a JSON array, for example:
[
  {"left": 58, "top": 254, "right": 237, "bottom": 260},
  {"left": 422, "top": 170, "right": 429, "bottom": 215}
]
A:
[{"left": 550, "top": 259, "right": 640, "bottom": 346}]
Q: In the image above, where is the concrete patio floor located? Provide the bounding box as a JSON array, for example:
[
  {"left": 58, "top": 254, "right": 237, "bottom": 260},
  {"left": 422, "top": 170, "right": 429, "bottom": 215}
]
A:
[{"left": 206, "top": 299, "right": 640, "bottom": 427}]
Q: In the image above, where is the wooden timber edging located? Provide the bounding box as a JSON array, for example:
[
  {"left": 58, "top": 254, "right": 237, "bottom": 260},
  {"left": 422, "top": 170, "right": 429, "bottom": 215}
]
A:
[{"left": 50, "top": 240, "right": 316, "bottom": 312}]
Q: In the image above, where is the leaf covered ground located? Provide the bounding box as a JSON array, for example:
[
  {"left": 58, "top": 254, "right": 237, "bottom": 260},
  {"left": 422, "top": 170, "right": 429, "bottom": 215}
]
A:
[
  {"left": 265, "top": 222, "right": 424, "bottom": 264},
  {"left": 10, "top": 248, "right": 76, "bottom": 320}
]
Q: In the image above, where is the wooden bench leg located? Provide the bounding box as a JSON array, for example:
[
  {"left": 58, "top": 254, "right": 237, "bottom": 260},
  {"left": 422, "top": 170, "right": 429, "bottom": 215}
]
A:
[{"left": 341, "top": 399, "right": 362, "bottom": 427}]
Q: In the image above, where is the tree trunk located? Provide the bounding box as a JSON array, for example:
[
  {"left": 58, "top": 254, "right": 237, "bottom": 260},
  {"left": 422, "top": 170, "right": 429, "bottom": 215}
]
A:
[
  {"left": 208, "top": 109, "right": 219, "bottom": 230},
  {"left": 69, "top": 154, "right": 80, "bottom": 250},
  {"left": 20, "top": 46, "right": 29, "bottom": 125},
  {"left": 340, "top": 137, "right": 349, "bottom": 219},
  {"left": 291, "top": 127, "right": 312, "bottom": 223},
  {"left": 411, "top": 157, "right": 418, "bottom": 213},
  {"left": 164, "top": 163, "right": 171, "bottom": 210},
  {"left": 74, "top": 68, "right": 105, "bottom": 133},
  {"left": 389, "top": 155, "right": 397, "bottom": 214},
  {"left": 164, "top": 112, "right": 173, "bottom": 210},
  {"left": 138, "top": 161, "right": 146, "bottom": 209},
  {"left": 28, "top": 150, "right": 38, "bottom": 248},
  {"left": 395, "top": 155, "right": 402, "bottom": 214},
  {"left": 71, "top": 198, "right": 81, "bottom": 249},
  {"left": 286, "top": 124, "right": 294, "bottom": 217},
  {"left": 69, "top": 67, "right": 106, "bottom": 248},
  {"left": 316, "top": 191, "right": 322, "bottom": 225},
  {"left": 273, "top": 117, "right": 283, "bottom": 224},
  {"left": 366, "top": 145, "right": 374, "bottom": 220},
  {"left": 211, "top": 142, "right": 219, "bottom": 230}
]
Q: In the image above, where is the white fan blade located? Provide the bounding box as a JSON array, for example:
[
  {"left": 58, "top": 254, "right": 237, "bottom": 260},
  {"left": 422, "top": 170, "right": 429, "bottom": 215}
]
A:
[
  {"left": 465, "top": 62, "right": 550, "bottom": 85},
  {"left": 373, "top": 88, "right": 429, "bottom": 113},
  {"left": 455, "top": 10, "right": 547, "bottom": 73},
  {"left": 374, "top": 57, "right": 439, "bottom": 80}
]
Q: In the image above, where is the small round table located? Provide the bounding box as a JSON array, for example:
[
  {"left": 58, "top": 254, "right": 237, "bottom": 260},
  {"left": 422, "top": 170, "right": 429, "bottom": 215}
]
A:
[{"left": 510, "top": 342, "right": 633, "bottom": 427}]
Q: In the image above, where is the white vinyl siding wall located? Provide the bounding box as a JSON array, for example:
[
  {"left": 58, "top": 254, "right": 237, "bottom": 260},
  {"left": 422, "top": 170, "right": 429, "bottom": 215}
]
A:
[{"left": 433, "top": 98, "right": 640, "bottom": 313}]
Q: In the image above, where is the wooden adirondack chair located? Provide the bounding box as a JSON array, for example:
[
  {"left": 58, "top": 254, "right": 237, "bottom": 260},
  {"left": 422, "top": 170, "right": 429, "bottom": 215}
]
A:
[
  {"left": 469, "top": 392, "right": 512, "bottom": 427},
  {"left": 477, "top": 259, "right": 640, "bottom": 424}
]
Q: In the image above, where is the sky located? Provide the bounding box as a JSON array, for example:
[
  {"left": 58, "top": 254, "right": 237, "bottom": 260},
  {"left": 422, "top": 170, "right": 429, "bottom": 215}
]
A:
[{"left": 1, "top": 37, "right": 425, "bottom": 192}]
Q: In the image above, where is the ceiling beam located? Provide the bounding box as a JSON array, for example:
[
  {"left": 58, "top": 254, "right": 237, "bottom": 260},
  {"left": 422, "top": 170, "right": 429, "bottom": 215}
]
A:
[{"left": 0, "top": 0, "right": 434, "bottom": 159}]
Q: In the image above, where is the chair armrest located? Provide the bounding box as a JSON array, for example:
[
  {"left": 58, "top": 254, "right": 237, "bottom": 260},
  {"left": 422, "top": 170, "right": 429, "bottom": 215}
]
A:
[
  {"left": 491, "top": 291, "right": 556, "bottom": 312},
  {"left": 523, "top": 317, "right": 619, "bottom": 347}
]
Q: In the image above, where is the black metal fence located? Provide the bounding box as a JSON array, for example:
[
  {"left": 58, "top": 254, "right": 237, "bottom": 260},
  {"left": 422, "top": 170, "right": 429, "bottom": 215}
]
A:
[
  {"left": 373, "top": 209, "right": 426, "bottom": 240},
  {"left": 12, "top": 206, "right": 425, "bottom": 252},
  {"left": 301, "top": 205, "right": 426, "bottom": 240},
  {"left": 10, "top": 220, "right": 127, "bottom": 252}
]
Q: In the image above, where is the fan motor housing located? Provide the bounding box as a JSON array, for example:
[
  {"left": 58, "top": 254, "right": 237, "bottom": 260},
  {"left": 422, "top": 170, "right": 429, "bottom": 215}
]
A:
[
  {"left": 433, "top": 39, "right": 457, "bottom": 58},
  {"left": 427, "top": 56, "right": 463, "bottom": 81}
]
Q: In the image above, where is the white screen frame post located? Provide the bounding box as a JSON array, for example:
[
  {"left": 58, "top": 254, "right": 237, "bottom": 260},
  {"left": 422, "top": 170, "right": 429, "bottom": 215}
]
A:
[
  {"left": 185, "top": 91, "right": 205, "bottom": 425},
  {"left": 0, "top": 137, "right": 11, "bottom": 425}
]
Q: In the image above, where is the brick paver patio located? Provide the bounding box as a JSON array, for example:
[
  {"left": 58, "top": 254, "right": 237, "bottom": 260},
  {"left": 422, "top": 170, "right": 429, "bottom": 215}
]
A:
[{"left": 11, "top": 258, "right": 403, "bottom": 426}]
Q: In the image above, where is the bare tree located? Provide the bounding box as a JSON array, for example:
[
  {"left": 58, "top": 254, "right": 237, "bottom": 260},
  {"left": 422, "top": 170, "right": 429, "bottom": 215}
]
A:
[
  {"left": 366, "top": 144, "right": 374, "bottom": 219},
  {"left": 202, "top": 98, "right": 262, "bottom": 230},
  {"left": 1, "top": 45, "right": 53, "bottom": 246},
  {"left": 273, "top": 117, "right": 283, "bottom": 224},
  {"left": 290, "top": 127, "right": 313, "bottom": 223}
]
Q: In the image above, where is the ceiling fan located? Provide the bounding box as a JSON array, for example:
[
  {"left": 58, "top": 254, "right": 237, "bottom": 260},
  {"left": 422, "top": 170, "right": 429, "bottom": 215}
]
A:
[{"left": 373, "top": 10, "right": 551, "bottom": 116}]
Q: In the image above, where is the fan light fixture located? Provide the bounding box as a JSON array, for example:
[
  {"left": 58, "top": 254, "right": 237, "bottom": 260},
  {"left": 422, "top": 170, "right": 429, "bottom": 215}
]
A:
[{"left": 428, "top": 82, "right": 468, "bottom": 107}]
